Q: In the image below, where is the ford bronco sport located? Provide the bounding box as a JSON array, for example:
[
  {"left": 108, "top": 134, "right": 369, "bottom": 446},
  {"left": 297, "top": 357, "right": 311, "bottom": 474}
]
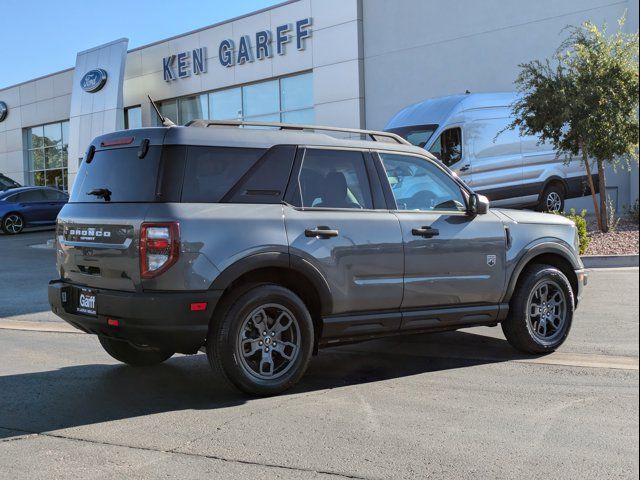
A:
[{"left": 49, "top": 120, "right": 588, "bottom": 395}]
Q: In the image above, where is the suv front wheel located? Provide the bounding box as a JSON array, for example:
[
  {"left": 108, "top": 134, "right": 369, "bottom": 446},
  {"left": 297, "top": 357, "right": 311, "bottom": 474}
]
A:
[
  {"left": 207, "top": 284, "right": 314, "bottom": 396},
  {"left": 502, "top": 264, "right": 574, "bottom": 354}
]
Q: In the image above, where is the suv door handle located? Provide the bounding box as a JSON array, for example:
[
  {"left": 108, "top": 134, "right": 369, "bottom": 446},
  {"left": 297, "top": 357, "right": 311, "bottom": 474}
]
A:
[
  {"left": 412, "top": 226, "right": 440, "bottom": 238},
  {"left": 305, "top": 226, "right": 339, "bottom": 238},
  {"left": 459, "top": 164, "right": 471, "bottom": 172}
]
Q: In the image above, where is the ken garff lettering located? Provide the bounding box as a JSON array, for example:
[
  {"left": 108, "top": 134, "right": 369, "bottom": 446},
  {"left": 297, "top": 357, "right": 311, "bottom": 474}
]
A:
[
  {"left": 80, "top": 69, "right": 108, "bottom": 93},
  {"left": 0, "top": 101, "right": 8, "bottom": 122},
  {"left": 163, "top": 17, "right": 312, "bottom": 82}
]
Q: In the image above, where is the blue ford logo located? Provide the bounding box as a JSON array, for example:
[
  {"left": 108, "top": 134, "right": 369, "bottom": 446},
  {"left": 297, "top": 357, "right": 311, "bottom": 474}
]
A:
[
  {"left": 0, "top": 101, "right": 7, "bottom": 122},
  {"left": 80, "top": 69, "right": 108, "bottom": 93}
]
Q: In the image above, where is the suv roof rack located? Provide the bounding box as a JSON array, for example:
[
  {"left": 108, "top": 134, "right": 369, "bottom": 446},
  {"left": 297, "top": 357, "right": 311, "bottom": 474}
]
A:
[{"left": 184, "top": 119, "right": 411, "bottom": 146}]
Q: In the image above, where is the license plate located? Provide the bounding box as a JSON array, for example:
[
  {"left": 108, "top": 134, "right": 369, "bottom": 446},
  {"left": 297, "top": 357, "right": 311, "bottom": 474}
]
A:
[{"left": 77, "top": 289, "right": 97, "bottom": 316}]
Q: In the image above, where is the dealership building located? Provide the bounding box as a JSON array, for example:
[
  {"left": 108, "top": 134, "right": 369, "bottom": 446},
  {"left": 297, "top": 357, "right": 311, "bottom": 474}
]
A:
[{"left": 0, "top": 0, "right": 637, "bottom": 211}]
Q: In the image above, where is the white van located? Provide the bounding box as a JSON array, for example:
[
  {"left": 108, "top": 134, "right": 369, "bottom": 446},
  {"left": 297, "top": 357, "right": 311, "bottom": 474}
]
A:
[{"left": 385, "top": 92, "right": 597, "bottom": 211}]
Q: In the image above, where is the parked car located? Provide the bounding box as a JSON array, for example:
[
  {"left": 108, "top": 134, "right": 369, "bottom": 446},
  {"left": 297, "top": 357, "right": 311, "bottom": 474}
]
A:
[
  {"left": 48, "top": 121, "right": 587, "bottom": 395},
  {"left": 0, "top": 186, "right": 69, "bottom": 234},
  {"left": 0, "top": 173, "right": 21, "bottom": 192},
  {"left": 385, "top": 92, "right": 598, "bottom": 212}
]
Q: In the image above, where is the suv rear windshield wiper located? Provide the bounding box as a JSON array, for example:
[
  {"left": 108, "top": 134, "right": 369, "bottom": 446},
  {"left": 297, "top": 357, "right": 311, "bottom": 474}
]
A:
[{"left": 87, "top": 188, "right": 112, "bottom": 201}]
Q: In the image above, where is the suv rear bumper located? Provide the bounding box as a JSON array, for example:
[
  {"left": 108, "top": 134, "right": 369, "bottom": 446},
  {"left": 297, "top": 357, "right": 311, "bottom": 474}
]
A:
[{"left": 48, "top": 280, "right": 222, "bottom": 353}]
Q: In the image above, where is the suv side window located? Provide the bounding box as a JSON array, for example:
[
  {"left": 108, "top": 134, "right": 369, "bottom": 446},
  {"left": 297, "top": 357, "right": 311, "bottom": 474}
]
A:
[
  {"left": 429, "top": 127, "right": 462, "bottom": 167},
  {"left": 42, "top": 189, "right": 68, "bottom": 201},
  {"left": 380, "top": 153, "right": 467, "bottom": 212},
  {"left": 181, "top": 147, "right": 265, "bottom": 203},
  {"left": 298, "top": 149, "right": 373, "bottom": 209}
]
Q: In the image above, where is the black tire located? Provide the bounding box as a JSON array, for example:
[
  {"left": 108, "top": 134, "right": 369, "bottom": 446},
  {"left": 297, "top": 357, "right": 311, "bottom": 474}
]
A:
[
  {"left": 502, "top": 264, "right": 574, "bottom": 354},
  {"left": 2, "top": 213, "right": 24, "bottom": 234},
  {"left": 538, "top": 183, "right": 565, "bottom": 212},
  {"left": 207, "top": 284, "right": 314, "bottom": 396},
  {"left": 98, "top": 336, "right": 174, "bottom": 366}
]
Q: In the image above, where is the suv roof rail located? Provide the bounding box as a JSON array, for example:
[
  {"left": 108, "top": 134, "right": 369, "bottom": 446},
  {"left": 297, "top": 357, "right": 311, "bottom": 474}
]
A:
[{"left": 184, "top": 119, "right": 411, "bottom": 145}]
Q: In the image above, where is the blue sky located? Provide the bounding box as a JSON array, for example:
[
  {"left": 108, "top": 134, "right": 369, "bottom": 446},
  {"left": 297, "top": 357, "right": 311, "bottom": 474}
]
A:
[{"left": 0, "top": 0, "right": 281, "bottom": 89}]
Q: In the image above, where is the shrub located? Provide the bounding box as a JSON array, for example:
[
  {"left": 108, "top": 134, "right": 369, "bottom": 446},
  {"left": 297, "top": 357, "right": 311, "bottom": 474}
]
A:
[
  {"left": 624, "top": 198, "right": 639, "bottom": 224},
  {"left": 556, "top": 209, "right": 590, "bottom": 255}
]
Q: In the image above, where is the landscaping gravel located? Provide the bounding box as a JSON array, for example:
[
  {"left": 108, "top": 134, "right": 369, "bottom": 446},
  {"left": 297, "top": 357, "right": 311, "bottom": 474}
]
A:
[{"left": 586, "top": 217, "right": 639, "bottom": 256}]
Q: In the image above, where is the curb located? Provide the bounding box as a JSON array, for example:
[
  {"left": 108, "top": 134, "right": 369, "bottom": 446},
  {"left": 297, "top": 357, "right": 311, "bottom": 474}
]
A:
[
  {"left": 581, "top": 255, "right": 639, "bottom": 268},
  {"left": 0, "top": 319, "right": 79, "bottom": 334}
]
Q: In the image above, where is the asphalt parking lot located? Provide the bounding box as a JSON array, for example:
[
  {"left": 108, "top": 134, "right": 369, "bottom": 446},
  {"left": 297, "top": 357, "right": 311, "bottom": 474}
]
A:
[{"left": 0, "top": 230, "right": 638, "bottom": 479}]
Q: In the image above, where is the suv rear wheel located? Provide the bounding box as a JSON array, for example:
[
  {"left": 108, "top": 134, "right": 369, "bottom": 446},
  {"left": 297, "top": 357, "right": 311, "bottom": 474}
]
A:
[
  {"left": 98, "top": 336, "right": 174, "bottom": 366},
  {"left": 502, "top": 264, "right": 574, "bottom": 354},
  {"left": 207, "top": 284, "right": 314, "bottom": 396}
]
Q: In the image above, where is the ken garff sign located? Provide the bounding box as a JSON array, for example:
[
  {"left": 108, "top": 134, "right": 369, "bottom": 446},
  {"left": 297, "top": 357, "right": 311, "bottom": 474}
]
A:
[
  {"left": 80, "top": 68, "right": 108, "bottom": 93},
  {"left": 163, "top": 18, "right": 312, "bottom": 81},
  {"left": 0, "top": 101, "right": 8, "bottom": 122}
]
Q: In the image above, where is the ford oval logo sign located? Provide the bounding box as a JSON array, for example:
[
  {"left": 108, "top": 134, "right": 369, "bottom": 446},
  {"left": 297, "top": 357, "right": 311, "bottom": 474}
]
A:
[
  {"left": 80, "top": 69, "right": 108, "bottom": 93},
  {"left": 0, "top": 101, "right": 7, "bottom": 122}
]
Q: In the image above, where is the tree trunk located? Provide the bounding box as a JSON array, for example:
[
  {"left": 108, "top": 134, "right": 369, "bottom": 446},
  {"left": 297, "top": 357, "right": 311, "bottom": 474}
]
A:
[
  {"left": 582, "top": 145, "right": 602, "bottom": 231},
  {"left": 598, "top": 160, "right": 609, "bottom": 233}
]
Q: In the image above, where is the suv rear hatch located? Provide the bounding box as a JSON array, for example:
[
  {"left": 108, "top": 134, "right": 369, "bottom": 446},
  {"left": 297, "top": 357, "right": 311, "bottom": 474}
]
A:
[{"left": 57, "top": 130, "right": 168, "bottom": 292}]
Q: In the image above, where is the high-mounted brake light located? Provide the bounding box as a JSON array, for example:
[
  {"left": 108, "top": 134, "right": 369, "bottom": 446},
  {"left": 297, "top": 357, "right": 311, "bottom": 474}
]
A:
[
  {"left": 101, "top": 136, "right": 134, "bottom": 147},
  {"left": 140, "top": 222, "right": 180, "bottom": 279}
]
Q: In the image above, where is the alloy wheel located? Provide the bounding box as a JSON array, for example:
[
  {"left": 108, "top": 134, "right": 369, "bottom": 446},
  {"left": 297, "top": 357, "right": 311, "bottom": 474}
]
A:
[
  {"left": 237, "top": 303, "right": 301, "bottom": 380},
  {"left": 3, "top": 214, "right": 23, "bottom": 234},
  {"left": 527, "top": 279, "right": 567, "bottom": 344},
  {"left": 546, "top": 191, "right": 562, "bottom": 212}
]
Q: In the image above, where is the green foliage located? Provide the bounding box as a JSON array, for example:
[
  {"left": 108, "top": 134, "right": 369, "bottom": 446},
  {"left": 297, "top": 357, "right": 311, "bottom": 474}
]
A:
[
  {"left": 509, "top": 16, "right": 639, "bottom": 167},
  {"left": 507, "top": 15, "right": 639, "bottom": 232},
  {"left": 624, "top": 198, "right": 640, "bottom": 224},
  {"left": 555, "top": 209, "right": 590, "bottom": 255}
]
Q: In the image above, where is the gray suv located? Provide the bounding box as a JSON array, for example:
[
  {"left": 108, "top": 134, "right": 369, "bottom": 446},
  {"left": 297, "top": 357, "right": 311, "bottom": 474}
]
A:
[{"left": 49, "top": 121, "right": 588, "bottom": 395}]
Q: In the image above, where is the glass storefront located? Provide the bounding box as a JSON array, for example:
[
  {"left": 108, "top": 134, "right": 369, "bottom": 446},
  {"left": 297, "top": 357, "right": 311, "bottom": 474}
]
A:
[
  {"left": 157, "top": 72, "right": 313, "bottom": 126},
  {"left": 26, "top": 120, "right": 69, "bottom": 191}
]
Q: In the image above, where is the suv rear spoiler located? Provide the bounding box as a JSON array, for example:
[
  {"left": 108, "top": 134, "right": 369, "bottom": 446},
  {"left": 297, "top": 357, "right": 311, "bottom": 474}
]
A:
[{"left": 185, "top": 119, "right": 411, "bottom": 146}]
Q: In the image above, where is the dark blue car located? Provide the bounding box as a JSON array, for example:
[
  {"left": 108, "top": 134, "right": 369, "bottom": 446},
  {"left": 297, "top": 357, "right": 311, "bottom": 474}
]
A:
[{"left": 0, "top": 186, "right": 68, "bottom": 234}]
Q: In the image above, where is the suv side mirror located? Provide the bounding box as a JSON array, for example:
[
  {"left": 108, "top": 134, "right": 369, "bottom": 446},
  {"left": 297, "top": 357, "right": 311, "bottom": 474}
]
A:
[{"left": 468, "top": 193, "right": 489, "bottom": 215}]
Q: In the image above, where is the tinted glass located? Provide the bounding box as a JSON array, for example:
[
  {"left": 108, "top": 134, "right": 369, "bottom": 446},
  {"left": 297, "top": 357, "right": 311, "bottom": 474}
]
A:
[
  {"left": 159, "top": 100, "right": 178, "bottom": 125},
  {"left": 299, "top": 149, "right": 373, "bottom": 209},
  {"left": 210, "top": 88, "right": 242, "bottom": 120},
  {"left": 380, "top": 153, "right": 466, "bottom": 212},
  {"left": 0, "top": 175, "right": 20, "bottom": 190},
  {"left": 243, "top": 80, "right": 279, "bottom": 117},
  {"left": 42, "top": 189, "right": 68, "bottom": 201},
  {"left": 125, "top": 107, "right": 142, "bottom": 129},
  {"left": 281, "top": 73, "right": 313, "bottom": 111},
  {"left": 179, "top": 95, "right": 208, "bottom": 124},
  {"left": 70, "top": 146, "right": 162, "bottom": 203},
  {"left": 282, "top": 108, "right": 314, "bottom": 124},
  {"left": 429, "top": 128, "right": 462, "bottom": 167},
  {"left": 181, "top": 147, "right": 265, "bottom": 203},
  {"left": 12, "top": 190, "right": 47, "bottom": 203},
  {"left": 387, "top": 124, "right": 438, "bottom": 148}
]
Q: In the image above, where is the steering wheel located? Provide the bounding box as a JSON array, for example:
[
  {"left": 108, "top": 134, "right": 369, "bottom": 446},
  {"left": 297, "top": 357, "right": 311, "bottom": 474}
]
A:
[{"left": 407, "top": 190, "right": 438, "bottom": 210}]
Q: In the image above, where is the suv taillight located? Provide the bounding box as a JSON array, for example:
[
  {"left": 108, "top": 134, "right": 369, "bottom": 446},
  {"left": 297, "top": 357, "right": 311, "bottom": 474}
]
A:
[{"left": 140, "top": 222, "right": 180, "bottom": 279}]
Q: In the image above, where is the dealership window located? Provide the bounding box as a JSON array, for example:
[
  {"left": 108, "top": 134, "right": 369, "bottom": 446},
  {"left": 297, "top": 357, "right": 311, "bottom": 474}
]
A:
[
  {"left": 158, "top": 72, "right": 314, "bottom": 126},
  {"left": 26, "top": 120, "right": 69, "bottom": 191},
  {"left": 124, "top": 106, "right": 142, "bottom": 129}
]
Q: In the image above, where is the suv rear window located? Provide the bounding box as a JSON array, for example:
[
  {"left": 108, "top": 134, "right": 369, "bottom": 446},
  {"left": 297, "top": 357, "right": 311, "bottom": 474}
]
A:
[{"left": 70, "top": 147, "right": 162, "bottom": 203}]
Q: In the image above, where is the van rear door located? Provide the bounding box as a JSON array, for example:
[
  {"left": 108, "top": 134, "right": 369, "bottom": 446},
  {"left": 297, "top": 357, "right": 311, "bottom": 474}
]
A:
[{"left": 57, "top": 138, "right": 166, "bottom": 292}]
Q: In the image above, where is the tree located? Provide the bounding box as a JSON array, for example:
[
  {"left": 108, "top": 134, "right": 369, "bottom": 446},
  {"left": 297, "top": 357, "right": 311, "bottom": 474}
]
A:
[{"left": 508, "top": 16, "right": 639, "bottom": 232}]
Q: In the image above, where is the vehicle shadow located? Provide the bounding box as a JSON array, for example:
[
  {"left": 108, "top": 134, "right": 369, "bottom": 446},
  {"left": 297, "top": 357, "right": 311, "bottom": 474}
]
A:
[{"left": 0, "top": 330, "right": 528, "bottom": 440}]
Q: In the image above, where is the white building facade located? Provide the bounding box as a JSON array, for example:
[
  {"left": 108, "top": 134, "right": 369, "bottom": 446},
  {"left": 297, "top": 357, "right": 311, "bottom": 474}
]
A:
[{"left": 0, "top": 0, "right": 637, "bottom": 210}]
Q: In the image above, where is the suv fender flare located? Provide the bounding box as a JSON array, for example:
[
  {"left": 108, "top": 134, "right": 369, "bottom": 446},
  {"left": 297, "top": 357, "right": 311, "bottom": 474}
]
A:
[
  {"left": 209, "top": 251, "right": 333, "bottom": 315},
  {"left": 502, "top": 240, "right": 580, "bottom": 303}
]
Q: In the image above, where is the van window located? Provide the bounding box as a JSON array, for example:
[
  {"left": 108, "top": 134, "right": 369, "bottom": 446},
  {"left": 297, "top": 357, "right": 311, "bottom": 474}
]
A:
[
  {"left": 298, "top": 149, "right": 373, "bottom": 209},
  {"left": 70, "top": 147, "right": 162, "bottom": 203},
  {"left": 429, "top": 128, "right": 462, "bottom": 167},
  {"left": 181, "top": 147, "right": 265, "bottom": 203},
  {"left": 386, "top": 124, "right": 438, "bottom": 148}
]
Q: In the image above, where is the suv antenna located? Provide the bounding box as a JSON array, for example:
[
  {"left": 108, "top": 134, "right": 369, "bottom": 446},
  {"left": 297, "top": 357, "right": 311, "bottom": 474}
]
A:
[{"left": 147, "top": 95, "right": 176, "bottom": 127}]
